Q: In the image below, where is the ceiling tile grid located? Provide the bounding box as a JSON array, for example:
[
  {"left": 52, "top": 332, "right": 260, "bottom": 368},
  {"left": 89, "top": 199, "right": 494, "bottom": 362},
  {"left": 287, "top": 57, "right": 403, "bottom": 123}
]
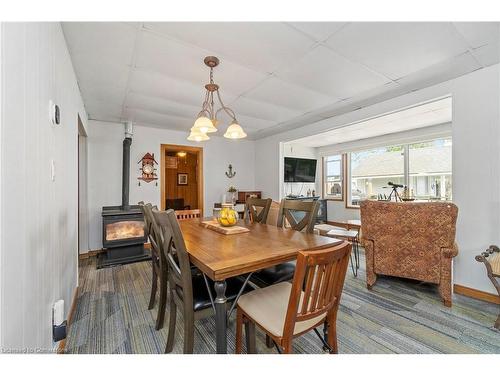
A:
[{"left": 61, "top": 22, "right": 500, "bottom": 139}]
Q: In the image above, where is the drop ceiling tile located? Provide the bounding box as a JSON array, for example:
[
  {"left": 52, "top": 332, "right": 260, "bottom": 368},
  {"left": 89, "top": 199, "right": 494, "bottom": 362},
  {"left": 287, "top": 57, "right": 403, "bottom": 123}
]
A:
[
  {"left": 276, "top": 45, "right": 390, "bottom": 99},
  {"left": 85, "top": 99, "right": 124, "bottom": 121},
  {"left": 229, "top": 96, "right": 302, "bottom": 122},
  {"left": 142, "top": 22, "right": 315, "bottom": 73},
  {"left": 471, "top": 43, "right": 500, "bottom": 67},
  {"left": 395, "top": 51, "right": 481, "bottom": 91},
  {"left": 287, "top": 22, "right": 347, "bottom": 42},
  {"left": 453, "top": 22, "right": 499, "bottom": 48},
  {"left": 244, "top": 77, "right": 334, "bottom": 112},
  {"left": 123, "top": 107, "right": 193, "bottom": 130},
  {"left": 62, "top": 22, "right": 137, "bottom": 65},
  {"left": 128, "top": 69, "right": 226, "bottom": 107},
  {"left": 125, "top": 92, "right": 200, "bottom": 119},
  {"left": 80, "top": 82, "right": 126, "bottom": 107},
  {"left": 325, "top": 22, "right": 468, "bottom": 80},
  {"left": 135, "top": 30, "right": 266, "bottom": 95}
]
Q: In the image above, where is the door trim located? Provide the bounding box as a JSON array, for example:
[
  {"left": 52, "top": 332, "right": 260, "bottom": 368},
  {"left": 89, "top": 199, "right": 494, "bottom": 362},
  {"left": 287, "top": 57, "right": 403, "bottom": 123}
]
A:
[{"left": 160, "top": 144, "right": 204, "bottom": 215}]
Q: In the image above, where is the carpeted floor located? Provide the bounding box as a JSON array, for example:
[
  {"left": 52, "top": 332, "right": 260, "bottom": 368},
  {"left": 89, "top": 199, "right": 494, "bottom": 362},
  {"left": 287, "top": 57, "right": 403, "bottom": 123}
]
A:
[{"left": 65, "top": 251, "right": 500, "bottom": 354}]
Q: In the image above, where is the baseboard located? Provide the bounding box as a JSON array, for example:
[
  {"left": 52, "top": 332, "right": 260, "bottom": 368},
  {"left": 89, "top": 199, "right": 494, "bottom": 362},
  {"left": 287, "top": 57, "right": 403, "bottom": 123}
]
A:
[
  {"left": 454, "top": 284, "right": 499, "bottom": 305},
  {"left": 78, "top": 248, "right": 104, "bottom": 260},
  {"left": 78, "top": 245, "right": 150, "bottom": 260},
  {"left": 57, "top": 285, "right": 80, "bottom": 354}
]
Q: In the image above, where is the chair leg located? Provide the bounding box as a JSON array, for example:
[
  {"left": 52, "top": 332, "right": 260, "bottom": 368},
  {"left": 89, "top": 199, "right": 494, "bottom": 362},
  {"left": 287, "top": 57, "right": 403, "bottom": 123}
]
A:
[
  {"left": 235, "top": 308, "right": 243, "bottom": 354},
  {"left": 148, "top": 265, "right": 157, "bottom": 310},
  {"left": 155, "top": 272, "right": 167, "bottom": 330},
  {"left": 281, "top": 340, "right": 292, "bottom": 354},
  {"left": 183, "top": 310, "right": 195, "bottom": 354},
  {"left": 265, "top": 335, "right": 274, "bottom": 348},
  {"left": 495, "top": 313, "right": 500, "bottom": 330},
  {"left": 165, "top": 295, "right": 176, "bottom": 353},
  {"left": 244, "top": 320, "right": 256, "bottom": 354},
  {"left": 327, "top": 314, "right": 338, "bottom": 354}
]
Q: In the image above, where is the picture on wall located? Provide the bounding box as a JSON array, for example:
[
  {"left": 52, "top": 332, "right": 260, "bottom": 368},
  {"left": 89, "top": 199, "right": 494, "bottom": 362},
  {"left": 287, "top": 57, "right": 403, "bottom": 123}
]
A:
[{"left": 177, "top": 173, "right": 188, "bottom": 185}]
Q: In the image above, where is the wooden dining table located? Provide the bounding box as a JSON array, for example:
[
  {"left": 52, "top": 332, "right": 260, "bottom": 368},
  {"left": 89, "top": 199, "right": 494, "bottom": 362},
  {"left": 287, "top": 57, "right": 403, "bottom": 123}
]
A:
[{"left": 179, "top": 218, "right": 344, "bottom": 354}]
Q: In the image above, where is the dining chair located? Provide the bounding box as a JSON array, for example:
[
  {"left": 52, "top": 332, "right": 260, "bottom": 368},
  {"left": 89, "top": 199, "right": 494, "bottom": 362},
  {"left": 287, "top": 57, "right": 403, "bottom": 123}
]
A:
[
  {"left": 251, "top": 199, "right": 320, "bottom": 288},
  {"left": 175, "top": 209, "right": 201, "bottom": 221},
  {"left": 153, "top": 208, "right": 254, "bottom": 354},
  {"left": 244, "top": 197, "right": 272, "bottom": 223},
  {"left": 236, "top": 241, "right": 352, "bottom": 354},
  {"left": 139, "top": 202, "right": 169, "bottom": 330}
]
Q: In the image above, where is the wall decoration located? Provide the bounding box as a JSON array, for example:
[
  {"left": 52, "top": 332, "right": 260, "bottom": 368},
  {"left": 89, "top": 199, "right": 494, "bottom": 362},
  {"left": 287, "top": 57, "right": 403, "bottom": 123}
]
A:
[
  {"left": 225, "top": 164, "right": 236, "bottom": 178},
  {"left": 137, "top": 152, "right": 158, "bottom": 185},
  {"left": 177, "top": 173, "right": 188, "bottom": 185},
  {"left": 166, "top": 156, "right": 178, "bottom": 169}
]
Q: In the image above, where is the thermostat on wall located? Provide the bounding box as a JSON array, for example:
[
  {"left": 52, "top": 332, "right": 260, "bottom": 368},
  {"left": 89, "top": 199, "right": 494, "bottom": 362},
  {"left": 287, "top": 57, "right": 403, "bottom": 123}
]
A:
[{"left": 49, "top": 100, "right": 60, "bottom": 125}]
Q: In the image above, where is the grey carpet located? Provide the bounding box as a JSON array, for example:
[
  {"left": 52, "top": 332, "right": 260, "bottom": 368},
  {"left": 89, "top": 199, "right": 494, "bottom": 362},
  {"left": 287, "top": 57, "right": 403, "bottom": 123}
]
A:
[{"left": 65, "top": 251, "right": 500, "bottom": 354}]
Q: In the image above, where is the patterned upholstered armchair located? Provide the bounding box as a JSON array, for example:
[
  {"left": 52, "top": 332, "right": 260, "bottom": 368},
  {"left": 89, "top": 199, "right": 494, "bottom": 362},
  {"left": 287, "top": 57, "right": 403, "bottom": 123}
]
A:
[{"left": 360, "top": 200, "right": 459, "bottom": 307}]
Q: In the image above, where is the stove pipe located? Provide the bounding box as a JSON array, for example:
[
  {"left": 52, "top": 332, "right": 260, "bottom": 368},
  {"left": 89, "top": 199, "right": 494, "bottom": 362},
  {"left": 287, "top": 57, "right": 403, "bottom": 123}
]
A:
[{"left": 122, "top": 122, "right": 133, "bottom": 210}]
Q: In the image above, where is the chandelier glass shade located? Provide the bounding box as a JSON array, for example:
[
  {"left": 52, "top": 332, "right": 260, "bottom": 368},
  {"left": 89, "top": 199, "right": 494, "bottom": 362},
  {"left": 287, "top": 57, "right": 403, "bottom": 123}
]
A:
[
  {"left": 223, "top": 121, "right": 247, "bottom": 139},
  {"left": 187, "top": 56, "right": 246, "bottom": 141},
  {"left": 187, "top": 127, "right": 210, "bottom": 142}
]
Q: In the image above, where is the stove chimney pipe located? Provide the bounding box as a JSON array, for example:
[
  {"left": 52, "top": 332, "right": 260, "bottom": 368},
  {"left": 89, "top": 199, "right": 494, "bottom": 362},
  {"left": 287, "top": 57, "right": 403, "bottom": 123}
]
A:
[{"left": 122, "top": 122, "right": 133, "bottom": 210}]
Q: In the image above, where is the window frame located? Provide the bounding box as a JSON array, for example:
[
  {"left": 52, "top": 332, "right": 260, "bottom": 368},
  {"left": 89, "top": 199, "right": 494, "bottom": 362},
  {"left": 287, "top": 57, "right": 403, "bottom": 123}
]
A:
[{"left": 322, "top": 154, "right": 345, "bottom": 201}]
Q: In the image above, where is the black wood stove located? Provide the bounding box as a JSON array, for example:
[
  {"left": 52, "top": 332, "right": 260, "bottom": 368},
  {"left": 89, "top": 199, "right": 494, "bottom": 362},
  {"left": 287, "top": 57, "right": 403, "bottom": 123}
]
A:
[{"left": 97, "top": 124, "right": 151, "bottom": 268}]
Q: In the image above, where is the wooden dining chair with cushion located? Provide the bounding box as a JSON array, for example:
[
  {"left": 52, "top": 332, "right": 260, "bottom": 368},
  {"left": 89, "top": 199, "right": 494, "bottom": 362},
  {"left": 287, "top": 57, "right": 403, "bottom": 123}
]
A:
[
  {"left": 139, "top": 202, "right": 168, "bottom": 330},
  {"left": 175, "top": 209, "right": 201, "bottom": 221},
  {"left": 251, "top": 199, "right": 320, "bottom": 288},
  {"left": 236, "top": 242, "right": 351, "bottom": 354},
  {"left": 153, "top": 209, "right": 254, "bottom": 354},
  {"left": 244, "top": 197, "right": 272, "bottom": 223}
]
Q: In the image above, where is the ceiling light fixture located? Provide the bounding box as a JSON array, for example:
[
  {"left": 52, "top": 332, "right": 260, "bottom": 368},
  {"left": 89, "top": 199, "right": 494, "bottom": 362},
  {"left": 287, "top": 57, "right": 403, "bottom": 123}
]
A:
[{"left": 187, "top": 56, "right": 246, "bottom": 141}]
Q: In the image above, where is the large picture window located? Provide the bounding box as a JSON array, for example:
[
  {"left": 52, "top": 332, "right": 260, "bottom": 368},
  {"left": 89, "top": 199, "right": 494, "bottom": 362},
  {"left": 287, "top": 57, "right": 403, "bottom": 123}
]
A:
[
  {"left": 408, "top": 139, "right": 452, "bottom": 200},
  {"left": 323, "top": 155, "right": 343, "bottom": 200},
  {"left": 347, "top": 138, "right": 452, "bottom": 207},
  {"left": 349, "top": 146, "right": 404, "bottom": 206}
]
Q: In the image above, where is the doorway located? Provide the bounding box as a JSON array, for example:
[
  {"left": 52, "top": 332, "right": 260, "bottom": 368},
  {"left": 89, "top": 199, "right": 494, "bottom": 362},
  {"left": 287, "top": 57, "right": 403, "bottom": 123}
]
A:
[
  {"left": 77, "top": 115, "right": 89, "bottom": 256},
  {"left": 160, "top": 144, "right": 204, "bottom": 215}
]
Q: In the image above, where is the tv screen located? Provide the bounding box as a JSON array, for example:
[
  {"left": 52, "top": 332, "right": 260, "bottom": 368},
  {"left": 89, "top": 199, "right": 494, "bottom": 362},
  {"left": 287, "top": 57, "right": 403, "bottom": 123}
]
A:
[{"left": 284, "top": 157, "right": 317, "bottom": 182}]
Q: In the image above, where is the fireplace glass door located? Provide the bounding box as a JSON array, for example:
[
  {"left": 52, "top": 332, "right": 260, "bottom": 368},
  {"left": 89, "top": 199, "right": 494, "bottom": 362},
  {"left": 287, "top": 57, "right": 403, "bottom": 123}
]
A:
[{"left": 105, "top": 220, "right": 145, "bottom": 242}]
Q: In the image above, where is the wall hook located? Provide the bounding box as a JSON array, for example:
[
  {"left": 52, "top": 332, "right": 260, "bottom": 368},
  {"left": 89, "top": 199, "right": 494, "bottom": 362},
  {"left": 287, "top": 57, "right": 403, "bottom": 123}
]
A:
[{"left": 225, "top": 164, "right": 236, "bottom": 178}]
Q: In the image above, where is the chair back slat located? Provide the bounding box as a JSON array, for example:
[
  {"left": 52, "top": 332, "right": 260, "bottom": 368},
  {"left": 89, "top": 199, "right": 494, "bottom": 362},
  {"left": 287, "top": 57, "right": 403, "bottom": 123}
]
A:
[
  {"left": 175, "top": 209, "right": 201, "bottom": 221},
  {"left": 245, "top": 197, "right": 272, "bottom": 223},
  {"left": 277, "top": 199, "right": 319, "bottom": 233},
  {"left": 283, "top": 242, "right": 351, "bottom": 337},
  {"left": 153, "top": 209, "right": 194, "bottom": 311}
]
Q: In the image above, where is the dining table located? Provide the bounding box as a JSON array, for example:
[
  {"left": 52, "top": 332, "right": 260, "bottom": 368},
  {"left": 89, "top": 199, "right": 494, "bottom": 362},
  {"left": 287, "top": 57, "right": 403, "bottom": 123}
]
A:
[{"left": 179, "top": 218, "right": 344, "bottom": 354}]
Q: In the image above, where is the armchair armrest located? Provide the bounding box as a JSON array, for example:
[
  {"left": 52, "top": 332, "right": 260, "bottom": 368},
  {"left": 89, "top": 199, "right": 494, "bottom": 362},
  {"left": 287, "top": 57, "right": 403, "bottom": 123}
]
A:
[{"left": 442, "top": 242, "right": 458, "bottom": 258}]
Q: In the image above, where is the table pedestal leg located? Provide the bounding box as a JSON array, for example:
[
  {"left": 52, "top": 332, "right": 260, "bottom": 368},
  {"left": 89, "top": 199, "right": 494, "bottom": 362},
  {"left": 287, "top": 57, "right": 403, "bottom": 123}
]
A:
[{"left": 214, "top": 280, "right": 227, "bottom": 354}]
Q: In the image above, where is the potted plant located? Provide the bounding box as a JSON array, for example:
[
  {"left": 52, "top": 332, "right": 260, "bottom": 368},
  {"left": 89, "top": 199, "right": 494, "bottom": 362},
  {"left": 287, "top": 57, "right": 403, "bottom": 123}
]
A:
[{"left": 228, "top": 185, "right": 237, "bottom": 204}]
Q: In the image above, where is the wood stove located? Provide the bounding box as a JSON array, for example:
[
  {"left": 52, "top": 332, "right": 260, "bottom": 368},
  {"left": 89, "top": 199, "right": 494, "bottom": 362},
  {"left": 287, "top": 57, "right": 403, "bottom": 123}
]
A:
[{"left": 97, "top": 123, "right": 151, "bottom": 268}]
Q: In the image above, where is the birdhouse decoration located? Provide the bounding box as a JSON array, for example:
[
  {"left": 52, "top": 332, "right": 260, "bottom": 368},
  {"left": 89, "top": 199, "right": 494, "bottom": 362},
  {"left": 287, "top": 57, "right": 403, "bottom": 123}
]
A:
[{"left": 138, "top": 152, "right": 158, "bottom": 185}]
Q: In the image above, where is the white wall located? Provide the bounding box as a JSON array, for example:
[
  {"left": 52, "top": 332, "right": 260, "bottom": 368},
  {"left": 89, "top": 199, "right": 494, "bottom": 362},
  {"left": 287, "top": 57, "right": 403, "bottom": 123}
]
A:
[
  {"left": 0, "top": 23, "right": 88, "bottom": 351},
  {"left": 255, "top": 64, "right": 500, "bottom": 295},
  {"left": 86, "top": 120, "right": 256, "bottom": 251}
]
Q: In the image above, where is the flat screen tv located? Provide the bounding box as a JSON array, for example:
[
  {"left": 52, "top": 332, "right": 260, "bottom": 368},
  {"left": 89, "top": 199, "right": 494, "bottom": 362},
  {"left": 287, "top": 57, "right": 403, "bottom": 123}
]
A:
[{"left": 284, "top": 157, "right": 317, "bottom": 182}]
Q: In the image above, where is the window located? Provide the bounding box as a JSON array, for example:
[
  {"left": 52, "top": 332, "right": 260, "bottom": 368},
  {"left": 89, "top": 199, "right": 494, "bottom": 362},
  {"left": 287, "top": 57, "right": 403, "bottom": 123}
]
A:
[
  {"left": 408, "top": 139, "right": 452, "bottom": 200},
  {"left": 347, "top": 137, "right": 452, "bottom": 207},
  {"left": 349, "top": 146, "right": 404, "bottom": 206},
  {"left": 323, "top": 155, "right": 343, "bottom": 200}
]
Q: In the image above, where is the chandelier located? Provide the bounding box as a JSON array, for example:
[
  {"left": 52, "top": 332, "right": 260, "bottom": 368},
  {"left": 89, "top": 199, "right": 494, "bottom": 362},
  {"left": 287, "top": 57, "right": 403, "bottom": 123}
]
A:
[{"left": 187, "top": 56, "right": 247, "bottom": 141}]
